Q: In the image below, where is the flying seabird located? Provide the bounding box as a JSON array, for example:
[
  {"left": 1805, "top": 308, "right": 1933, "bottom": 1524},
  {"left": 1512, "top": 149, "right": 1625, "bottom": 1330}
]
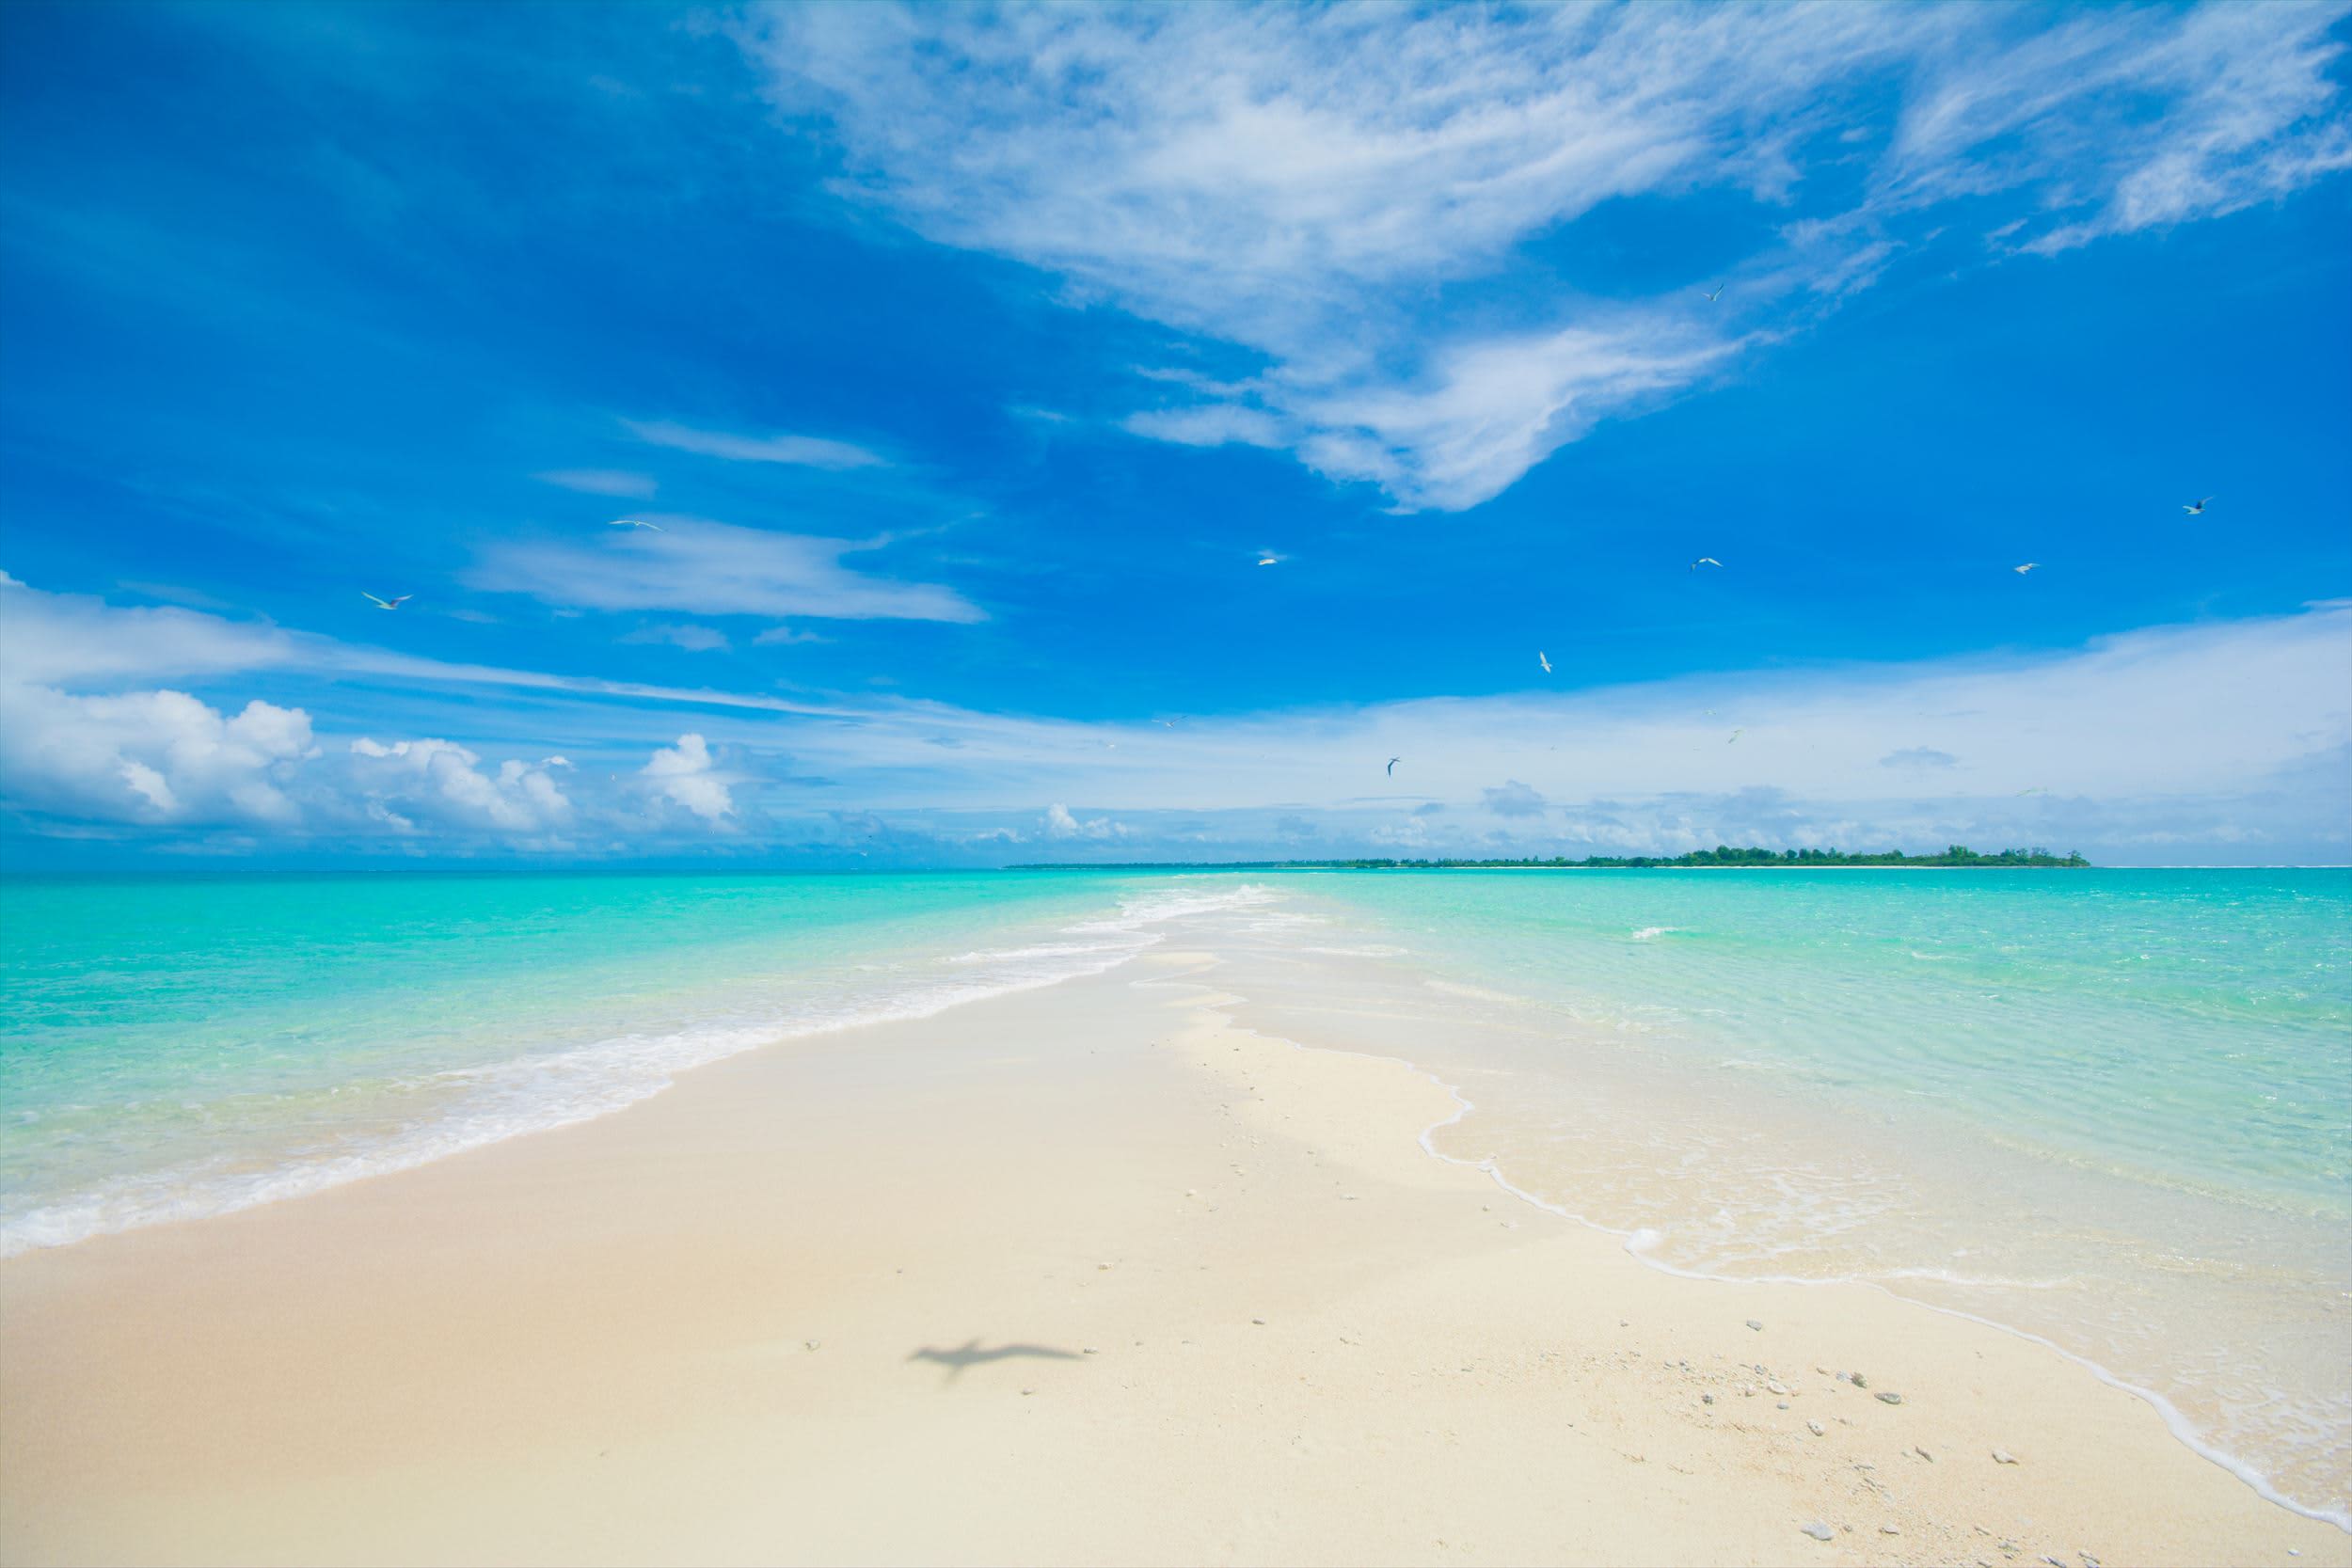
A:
[
  {"left": 1727, "top": 728, "right": 1743, "bottom": 743},
  {"left": 1538, "top": 651, "right": 1552, "bottom": 673},
  {"left": 2182, "top": 497, "right": 2213, "bottom": 515},
  {"left": 1256, "top": 551, "right": 1282, "bottom": 566},
  {"left": 1703, "top": 284, "right": 1726, "bottom": 302},
  {"left": 1387, "top": 757, "right": 1400, "bottom": 776},
  {"left": 1690, "top": 557, "right": 1723, "bottom": 571},
  {"left": 2012, "top": 562, "right": 2040, "bottom": 574},
  {"left": 361, "top": 593, "right": 412, "bottom": 610},
  {"left": 609, "top": 517, "right": 664, "bottom": 531},
  {"left": 2017, "top": 786, "right": 2047, "bottom": 796}
]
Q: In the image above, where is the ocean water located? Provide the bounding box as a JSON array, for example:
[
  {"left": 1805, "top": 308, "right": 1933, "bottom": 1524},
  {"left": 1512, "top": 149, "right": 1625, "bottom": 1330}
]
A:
[
  {"left": 1197, "top": 868, "right": 2352, "bottom": 1528},
  {"left": 1, "top": 867, "right": 2344, "bottom": 1524},
  {"left": 0, "top": 871, "right": 1257, "bottom": 1252}
]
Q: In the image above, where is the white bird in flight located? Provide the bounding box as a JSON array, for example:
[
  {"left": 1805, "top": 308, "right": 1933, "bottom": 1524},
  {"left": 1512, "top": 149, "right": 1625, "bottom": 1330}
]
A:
[
  {"left": 609, "top": 517, "right": 664, "bottom": 531},
  {"left": 2012, "top": 562, "right": 2040, "bottom": 574},
  {"left": 1690, "top": 557, "right": 1723, "bottom": 571},
  {"left": 1727, "top": 728, "right": 1743, "bottom": 744},
  {"left": 1538, "top": 651, "right": 1552, "bottom": 673},
  {"left": 1703, "top": 283, "right": 1726, "bottom": 302},
  {"left": 1387, "top": 757, "right": 1400, "bottom": 776},
  {"left": 1256, "top": 551, "right": 1282, "bottom": 567},
  {"left": 361, "top": 593, "right": 412, "bottom": 610},
  {"left": 2182, "top": 497, "right": 2213, "bottom": 515}
]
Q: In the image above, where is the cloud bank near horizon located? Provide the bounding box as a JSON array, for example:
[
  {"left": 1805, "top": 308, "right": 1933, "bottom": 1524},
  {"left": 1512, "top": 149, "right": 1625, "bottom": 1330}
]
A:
[{"left": 3, "top": 573, "right": 2343, "bottom": 864}]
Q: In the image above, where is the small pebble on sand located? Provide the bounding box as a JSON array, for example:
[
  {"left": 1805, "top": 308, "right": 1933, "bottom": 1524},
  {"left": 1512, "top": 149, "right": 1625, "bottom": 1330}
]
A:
[
  {"left": 1747, "top": 1320, "right": 1765, "bottom": 1331},
  {"left": 1807, "top": 1419, "right": 1825, "bottom": 1435},
  {"left": 1082, "top": 1347, "right": 1099, "bottom": 1355},
  {"left": 1801, "top": 1522, "right": 1835, "bottom": 1542},
  {"left": 1915, "top": 1446, "right": 1934, "bottom": 1462},
  {"left": 803, "top": 1340, "right": 821, "bottom": 1352},
  {"left": 1882, "top": 1525, "right": 1901, "bottom": 1536},
  {"left": 1251, "top": 1317, "right": 1267, "bottom": 1325},
  {"left": 1767, "top": 1380, "right": 1789, "bottom": 1395},
  {"left": 1993, "top": 1449, "right": 2019, "bottom": 1465},
  {"left": 1702, "top": 1393, "right": 1714, "bottom": 1404},
  {"left": 1876, "top": 1390, "right": 1903, "bottom": 1404}
]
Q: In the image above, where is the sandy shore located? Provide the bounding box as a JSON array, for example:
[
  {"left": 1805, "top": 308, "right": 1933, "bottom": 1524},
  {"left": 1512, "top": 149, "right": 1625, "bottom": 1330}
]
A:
[{"left": 2, "top": 949, "right": 2343, "bottom": 1566}]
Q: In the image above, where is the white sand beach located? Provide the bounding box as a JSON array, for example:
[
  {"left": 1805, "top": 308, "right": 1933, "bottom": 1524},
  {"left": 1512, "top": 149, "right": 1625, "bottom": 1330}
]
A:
[{"left": 3, "top": 948, "right": 2343, "bottom": 1566}]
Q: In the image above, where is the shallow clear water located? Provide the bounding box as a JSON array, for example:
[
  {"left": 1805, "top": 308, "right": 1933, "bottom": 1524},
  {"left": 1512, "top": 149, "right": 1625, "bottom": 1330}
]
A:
[
  {"left": 0, "top": 871, "right": 1239, "bottom": 1251},
  {"left": 1, "top": 866, "right": 2344, "bottom": 1524},
  {"left": 1203, "top": 868, "right": 2352, "bottom": 1527}
]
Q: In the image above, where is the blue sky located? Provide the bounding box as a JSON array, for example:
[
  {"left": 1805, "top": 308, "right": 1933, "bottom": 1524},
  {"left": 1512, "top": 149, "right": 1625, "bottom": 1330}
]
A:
[{"left": 2, "top": 0, "right": 2348, "bottom": 865}]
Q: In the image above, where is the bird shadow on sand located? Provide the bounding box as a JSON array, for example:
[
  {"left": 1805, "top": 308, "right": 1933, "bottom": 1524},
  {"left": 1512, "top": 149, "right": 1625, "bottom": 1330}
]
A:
[{"left": 908, "top": 1338, "right": 1084, "bottom": 1384}]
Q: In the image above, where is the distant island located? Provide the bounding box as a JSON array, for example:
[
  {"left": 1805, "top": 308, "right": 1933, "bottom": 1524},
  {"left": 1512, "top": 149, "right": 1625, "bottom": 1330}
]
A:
[{"left": 1010, "top": 846, "right": 2090, "bottom": 870}]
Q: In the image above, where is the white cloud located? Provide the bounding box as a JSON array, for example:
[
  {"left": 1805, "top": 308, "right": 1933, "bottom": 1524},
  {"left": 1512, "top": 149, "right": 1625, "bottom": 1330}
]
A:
[
  {"left": 621, "top": 622, "right": 731, "bottom": 652},
  {"left": 0, "top": 685, "right": 314, "bottom": 827},
  {"left": 1043, "top": 801, "right": 1128, "bottom": 840},
  {"left": 534, "top": 468, "right": 658, "bottom": 498},
  {"left": 642, "top": 733, "right": 735, "bottom": 825},
  {"left": 1883, "top": 4, "right": 2352, "bottom": 252},
  {"left": 1291, "top": 323, "right": 1740, "bottom": 511},
  {"left": 625, "top": 418, "right": 885, "bottom": 471},
  {"left": 0, "top": 573, "right": 297, "bottom": 687},
  {"left": 468, "top": 516, "right": 982, "bottom": 624},
  {"left": 1120, "top": 404, "right": 1286, "bottom": 451},
  {"left": 4, "top": 573, "right": 2344, "bottom": 863},
  {"left": 1482, "top": 780, "right": 1549, "bottom": 818},
  {"left": 347, "top": 737, "right": 576, "bottom": 835},
  {"left": 738, "top": 2, "right": 2351, "bottom": 511}
]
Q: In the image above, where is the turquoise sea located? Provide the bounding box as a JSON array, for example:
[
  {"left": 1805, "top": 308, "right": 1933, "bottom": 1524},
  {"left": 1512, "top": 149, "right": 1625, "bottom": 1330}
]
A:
[{"left": 1, "top": 868, "right": 2345, "bottom": 1522}]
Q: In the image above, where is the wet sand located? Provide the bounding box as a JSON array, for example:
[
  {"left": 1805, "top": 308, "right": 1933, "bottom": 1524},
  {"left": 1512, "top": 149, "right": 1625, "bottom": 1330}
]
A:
[{"left": 2, "top": 950, "right": 2342, "bottom": 1565}]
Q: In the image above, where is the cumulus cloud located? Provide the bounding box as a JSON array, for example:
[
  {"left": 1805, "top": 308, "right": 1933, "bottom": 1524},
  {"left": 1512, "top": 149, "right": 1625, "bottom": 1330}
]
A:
[
  {"left": 0, "top": 685, "right": 314, "bottom": 826},
  {"left": 469, "top": 516, "right": 982, "bottom": 625},
  {"left": 738, "top": 2, "right": 2351, "bottom": 511},
  {"left": 348, "top": 737, "right": 576, "bottom": 835},
  {"left": 1043, "top": 801, "right": 1128, "bottom": 840},
  {"left": 641, "top": 733, "right": 735, "bottom": 825}
]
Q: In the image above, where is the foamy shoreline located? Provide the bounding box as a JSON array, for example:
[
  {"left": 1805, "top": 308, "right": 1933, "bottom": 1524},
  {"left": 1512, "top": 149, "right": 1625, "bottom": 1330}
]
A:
[{"left": 2, "top": 948, "right": 2343, "bottom": 1565}]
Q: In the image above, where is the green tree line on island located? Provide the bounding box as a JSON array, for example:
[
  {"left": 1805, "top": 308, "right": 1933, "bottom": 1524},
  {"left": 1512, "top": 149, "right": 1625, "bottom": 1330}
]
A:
[{"left": 1011, "top": 846, "right": 2090, "bottom": 870}]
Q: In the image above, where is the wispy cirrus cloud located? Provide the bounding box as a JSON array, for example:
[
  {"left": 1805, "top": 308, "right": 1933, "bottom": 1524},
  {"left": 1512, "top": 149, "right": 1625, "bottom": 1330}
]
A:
[
  {"left": 1881, "top": 3, "right": 2352, "bottom": 253},
  {"left": 534, "top": 468, "right": 658, "bottom": 499},
  {"left": 466, "top": 516, "right": 982, "bottom": 624},
  {"left": 624, "top": 418, "right": 885, "bottom": 470},
  {"left": 738, "top": 1, "right": 2351, "bottom": 511},
  {"left": 621, "top": 622, "right": 731, "bottom": 653}
]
